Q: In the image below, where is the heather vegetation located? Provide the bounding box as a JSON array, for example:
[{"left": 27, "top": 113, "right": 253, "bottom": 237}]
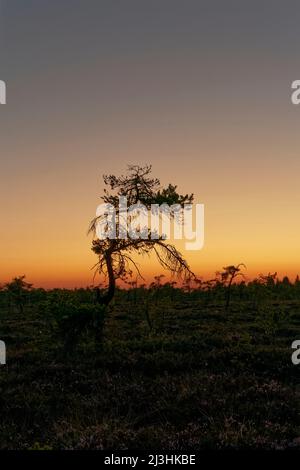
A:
[{"left": 0, "top": 272, "right": 299, "bottom": 450}]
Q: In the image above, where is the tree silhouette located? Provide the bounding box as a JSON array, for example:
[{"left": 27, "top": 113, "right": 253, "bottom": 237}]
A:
[
  {"left": 258, "top": 272, "right": 277, "bottom": 287},
  {"left": 4, "top": 275, "right": 33, "bottom": 314},
  {"left": 216, "top": 264, "right": 246, "bottom": 311},
  {"left": 89, "top": 165, "right": 195, "bottom": 305}
]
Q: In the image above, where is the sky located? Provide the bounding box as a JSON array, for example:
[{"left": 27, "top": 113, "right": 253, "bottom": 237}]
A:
[{"left": 1, "top": 0, "right": 300, "bottom": 287}]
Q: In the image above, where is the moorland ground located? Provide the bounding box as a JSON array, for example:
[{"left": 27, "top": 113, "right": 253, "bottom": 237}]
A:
[{"left": 0, "top": 285, "right": 299, "bottom": 450}]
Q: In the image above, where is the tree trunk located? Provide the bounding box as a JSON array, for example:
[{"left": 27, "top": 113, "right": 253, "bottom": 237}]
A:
[
  {"left": 225, "top": 277, "right": 233, "bottom": 311},
  {"left": 96, "top": 252, "right": 115, "bottom": 306}
]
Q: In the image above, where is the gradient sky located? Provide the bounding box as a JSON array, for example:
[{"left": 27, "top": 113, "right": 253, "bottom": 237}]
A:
[{"left": 1, "top": 0, "right": 300, "bottom": 287}]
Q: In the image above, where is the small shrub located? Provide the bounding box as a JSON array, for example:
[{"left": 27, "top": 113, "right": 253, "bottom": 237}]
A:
[{"left": 51, "top": 302, "right": 106, "bottom": 353}]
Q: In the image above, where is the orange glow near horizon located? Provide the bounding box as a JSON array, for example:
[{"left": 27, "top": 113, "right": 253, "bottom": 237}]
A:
[{"left": 2, "top": 137, "right": 300, "bottom": 289}]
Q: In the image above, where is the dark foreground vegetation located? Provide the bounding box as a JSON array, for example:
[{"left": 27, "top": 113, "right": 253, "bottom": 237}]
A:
[{"left": 0, "top": 275, "right": 300, "bottom": 450}]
